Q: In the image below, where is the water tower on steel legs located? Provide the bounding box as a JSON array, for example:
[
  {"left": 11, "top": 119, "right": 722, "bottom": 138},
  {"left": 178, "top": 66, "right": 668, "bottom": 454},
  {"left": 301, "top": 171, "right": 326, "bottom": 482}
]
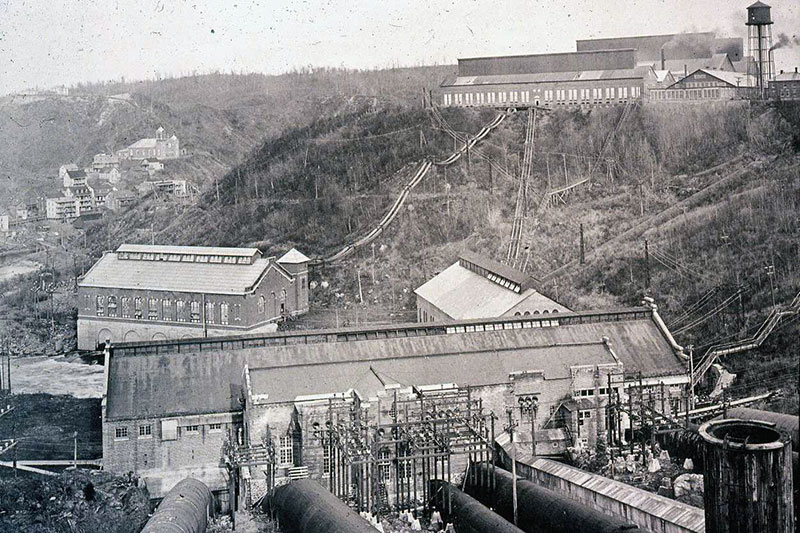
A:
[{"left": 746, "top": 1, "right": 774, "bottom": 98}]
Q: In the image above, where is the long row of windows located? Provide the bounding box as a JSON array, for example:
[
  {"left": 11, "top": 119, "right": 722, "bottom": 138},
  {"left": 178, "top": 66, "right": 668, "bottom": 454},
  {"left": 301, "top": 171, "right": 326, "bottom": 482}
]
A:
[
  {"left": 88, "top": 294, "right": 240, "bottom": 324},
  {"left": 113, "top": 422, "right": 223, "bottom": 440},
  {"left": 443, "top": 85, "right": 641, "bottom": 107}
]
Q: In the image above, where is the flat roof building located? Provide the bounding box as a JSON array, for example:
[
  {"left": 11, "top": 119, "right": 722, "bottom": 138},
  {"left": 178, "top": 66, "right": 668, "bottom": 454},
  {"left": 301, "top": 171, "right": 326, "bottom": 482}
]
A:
[{"left": 101, "top": 305, "right": 688, "bottom": 502}]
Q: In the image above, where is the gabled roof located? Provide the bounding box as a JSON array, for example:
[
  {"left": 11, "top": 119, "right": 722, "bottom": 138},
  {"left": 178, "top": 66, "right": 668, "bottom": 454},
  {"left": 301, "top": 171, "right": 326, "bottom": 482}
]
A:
[
  {"left": 79, "top": 248, "right": 273, "bottom": 294},
  {"left": 674, "top": 68, "right": 757, "bottom": 88},
  {"left": 277, "top": 248, "right": 310, "bottom": 264},
  {"left": 104, "top": 308, "right": 687, "bottom": 421},
  {"left": 415, "top": 254, "right": 568, "bottom": 320},
  {"left": 126, "top": 138, "right": 158, "bottom": 149},
  {"left": 66, "top": 169, "right": 86, "bottom": 179}
]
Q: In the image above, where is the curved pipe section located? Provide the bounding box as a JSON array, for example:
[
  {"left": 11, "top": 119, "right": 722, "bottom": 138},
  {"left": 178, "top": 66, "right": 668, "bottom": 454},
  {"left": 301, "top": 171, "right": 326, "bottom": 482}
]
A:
[
  {"left": 268, "top": 479, "right": 375, "bottom": 533},
  {"left": 429, "top": 480, "right": 525, "bottom": 533},
  {"left": 141, "top": 478, "right": 212, "bottom": 533},
  {"left": 465, "top": 464, "right": 639, "bottom": 533}
]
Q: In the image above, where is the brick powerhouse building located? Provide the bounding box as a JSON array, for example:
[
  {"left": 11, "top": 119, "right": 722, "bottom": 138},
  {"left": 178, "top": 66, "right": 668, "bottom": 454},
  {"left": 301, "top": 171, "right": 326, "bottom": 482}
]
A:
[
  {"left": 102, "top": 306, "right": 688, "bottom": 504},
  {"left": 77, "top": 244, "right": 309, "bottom": 350}
]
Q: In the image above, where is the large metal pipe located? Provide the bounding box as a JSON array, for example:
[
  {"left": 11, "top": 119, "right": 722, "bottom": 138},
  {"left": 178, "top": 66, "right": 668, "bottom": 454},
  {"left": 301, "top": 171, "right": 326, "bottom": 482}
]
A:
[
  {"left": 141, "top": 478, "right": 212, "bottom": 533},
  {"left": 429, "top": 480, "right": 525, "bottom": 533},
  {"left": 268, "top": 478, "right": 375, "bottom": 533},
  {"left": 725, "top": 407, "right": 798, "bottom": 450},
  {"left": 464, "top": 464, "right": 638, "bottom": 533}
]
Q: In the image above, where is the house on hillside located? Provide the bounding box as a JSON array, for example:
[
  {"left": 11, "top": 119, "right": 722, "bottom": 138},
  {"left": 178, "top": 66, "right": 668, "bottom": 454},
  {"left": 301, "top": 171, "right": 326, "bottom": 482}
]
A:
[
  {"left": 105, "top": 190, "right": 137, "bottom": 211},
  {"left": 414, "top": 251, "right": 570, "bottom": 322},
  {"left": 45, "top": 193, "right": 79, "bottom": 221},
  {"left": 60, "top": 164, "right": 87, "bottom": 188},
  {"left": 92, "top": 153, "right": 120, "bottom": 170},
  {"left": 100, "top": 304, "right": 688, "bottom": 503},
  {"left": 116, "top": 127, "right": 180, "bottom": 161},
  {"left": 76, "top": 244, "right": 310, "bottom": 350}
]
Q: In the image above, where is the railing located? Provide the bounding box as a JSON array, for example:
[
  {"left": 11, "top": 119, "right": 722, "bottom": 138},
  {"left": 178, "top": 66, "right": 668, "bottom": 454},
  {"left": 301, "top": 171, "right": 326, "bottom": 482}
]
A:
[
  {"left": 692, "top": 291, "right": 800, "bottom": 385},
  {"left": 111, "top": 307, "right": 653, "bottom": 357}
]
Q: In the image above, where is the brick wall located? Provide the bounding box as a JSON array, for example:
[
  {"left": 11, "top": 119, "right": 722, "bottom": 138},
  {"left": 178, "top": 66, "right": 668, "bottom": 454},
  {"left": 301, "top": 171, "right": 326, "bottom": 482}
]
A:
[{"left": 103, "top": 411, "right": 241, "bottom": 497}]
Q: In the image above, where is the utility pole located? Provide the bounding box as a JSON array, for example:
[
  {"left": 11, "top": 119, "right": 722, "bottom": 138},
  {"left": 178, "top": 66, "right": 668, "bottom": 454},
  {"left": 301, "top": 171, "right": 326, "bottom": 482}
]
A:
[
  {"left": 73, "top": 431, "right": 78, "bottom": 469},
  {"left": 765, "top": 264, "right": 776, "bottom": 309},
  {"left": 505, "top": 408, "right": 519, "bottom": 527},
  {"left": 638, "top": 371, "right": 645, "bottom": 466},
  {"left": 357, "top": 269, "right": 364, "bottom": 304},
  {"left": 579, "top": 224, "right": 585, "bottom": 265},
  {"left": 644, "top": 240, "right": 651, "bottom": 289}
]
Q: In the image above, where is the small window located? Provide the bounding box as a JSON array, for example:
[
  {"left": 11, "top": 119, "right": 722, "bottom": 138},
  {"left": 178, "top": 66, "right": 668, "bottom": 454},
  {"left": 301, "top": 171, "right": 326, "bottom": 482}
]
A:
[
  {"left": 162, "top": 299, "right": 172, "bottom": 321},
  {"left": 205, "top": 301, "right": 215, "bottom": 324},
  {"left": 134, "top": 297, "right": 143, "bottom": 319},
  {"left": 233, "top": 304, "right": 241, "bottom": 322},
  {"left": 96, "top": 295, "right": 105, "bottom": 316},
  {"left": 138, "top": 424, "right": 152, "bottom": 438},
  {"left": 258, "top": 295, "right": 265, "bottom": 314},
  {"left": 190, "top": 301, "right": 200, "bottom": 323},
  {"left": 208, "top": 423, "right": 223, "bottom": 433},
  {"left": 114, "top": 427, "right": 129, "bottom": 440},
  {"left": 220, "top": 302, "right": 229, "bottom": 325},
  {"left": 185, "top": 425, "right": 200, "bottom": 434},
  {"left": 176, "top": 300, "right": 186, "bottom": 322}
]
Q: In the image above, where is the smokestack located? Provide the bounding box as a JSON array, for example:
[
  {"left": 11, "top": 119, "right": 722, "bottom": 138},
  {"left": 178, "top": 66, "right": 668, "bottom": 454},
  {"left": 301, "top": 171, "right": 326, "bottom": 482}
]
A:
[
  {"left": 661, "top": 48, "right": 665, "bottom": 71},
  {"left": 684, "top": 64, "right": 688, "bottom": 79}
]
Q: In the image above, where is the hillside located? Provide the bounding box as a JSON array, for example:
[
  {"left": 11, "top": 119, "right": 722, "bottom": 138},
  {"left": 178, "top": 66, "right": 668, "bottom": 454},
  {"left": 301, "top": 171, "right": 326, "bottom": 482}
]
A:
[
  {"left": 2, "top": 68, "right": 796, "bottom": 413},
  {"left": 86, "top": 93, "right": 799, "bottom": 413},
  {"left": 0, "top": 66, "right": 454, "bottom": 205}
]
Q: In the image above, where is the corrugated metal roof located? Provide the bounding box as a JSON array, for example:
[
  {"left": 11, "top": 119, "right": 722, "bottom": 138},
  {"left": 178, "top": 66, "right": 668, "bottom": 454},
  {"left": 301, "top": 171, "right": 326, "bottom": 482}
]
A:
[
  {"left": 441, "top": 68, "right": 645, "bottom": 87},
  {"left": 414, "top": 262, "right": 563, "bottom": 320},
  {"left": 106, "top": 315, "right": 685, "bottom": 420},
  {"left": 116, "top": 244, "right": 261, "bottom": 257},
  {"left": 248, "top": 341, "right": 615, "bottom": 403},
  {"left": 79, "top": 252, "right": 272, "bottom": 294}
]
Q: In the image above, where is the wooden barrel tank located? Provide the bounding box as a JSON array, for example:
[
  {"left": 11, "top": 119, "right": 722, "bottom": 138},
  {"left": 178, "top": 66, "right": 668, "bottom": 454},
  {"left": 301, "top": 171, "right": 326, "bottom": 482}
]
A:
[{"left": 699, "top": 418, "right": 794, "bottom": 533}]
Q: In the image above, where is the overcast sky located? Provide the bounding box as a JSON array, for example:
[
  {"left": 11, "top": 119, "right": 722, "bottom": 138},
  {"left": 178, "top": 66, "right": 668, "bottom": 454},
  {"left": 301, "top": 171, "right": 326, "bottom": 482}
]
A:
[{"left": 1, "top": 0, "right": 799, "bottom": 95}]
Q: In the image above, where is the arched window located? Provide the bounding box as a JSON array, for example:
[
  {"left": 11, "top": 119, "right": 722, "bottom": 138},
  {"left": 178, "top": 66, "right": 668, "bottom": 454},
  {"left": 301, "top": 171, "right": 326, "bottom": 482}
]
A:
[
  {"left": 205, "top": 301, "right": 215, "bottom": 324},
  {"left": 271, "top": 292, "right": 277, "bottom": 316},
  {"left": 95, "top": 295, "right": 105, "bottom": 316},
  {"left": 121, "top": 297, "right": 131, "bottom": 318},
  {"left": 257, "top": 295, "right": 265, "bottom": 314},
  {"left": 542, "top": 310, "right": 549, "bottom": 314},
  {"left": 533, "top": 310, "right": 540, "bottom": 315},
  {"left": 134, "top": 297, "right": 143, "bottom": 319},
  {"left": 514, "top": 312, "right": 521, "bottom": 316},
  {"left": 176, "top": 300, "right": 186, "bottom": 322},
  {"left": 220, "top": 302, "right": 229, "bottom": 325},
  {"left": 523, "top": 311, "right": 530, "bottom": 316},
  {"left": 552, "top": 309, "right": 559, "bottom": 314}
]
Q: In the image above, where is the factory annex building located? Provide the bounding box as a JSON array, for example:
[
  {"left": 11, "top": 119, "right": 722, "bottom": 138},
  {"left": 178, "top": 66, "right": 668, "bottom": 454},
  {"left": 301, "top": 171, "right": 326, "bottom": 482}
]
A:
[
  {"left": 102, "top": 304, "right": 688, "bottom": 504},
  {"left": 415, "top": 251, "right": 570, "bottom": 322},
  {"left": 77, "top": 244, "right": 309, "bottom": 350}
]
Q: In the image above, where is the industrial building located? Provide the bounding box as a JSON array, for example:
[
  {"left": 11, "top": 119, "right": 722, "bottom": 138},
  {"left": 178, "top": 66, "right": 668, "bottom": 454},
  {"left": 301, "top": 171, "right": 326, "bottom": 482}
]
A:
[
  {"left": 101, "top": 304, "right": 688, "bottom": 504},
  {"left": 76, "top": 244, "right": 309, "bottom": 350},
  {"left": 440, "top": 3, "right": 796, "bottom": 108},
  {"left": 414, "top": 251, "right": 570, "bottom": 322}
]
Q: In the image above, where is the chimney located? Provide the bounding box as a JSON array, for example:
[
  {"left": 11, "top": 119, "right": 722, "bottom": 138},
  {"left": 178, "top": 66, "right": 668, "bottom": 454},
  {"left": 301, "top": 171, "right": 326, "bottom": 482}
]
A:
[
  {"left": 684, "top": 64, "right": 688, "bottom": 79},
  {"left": 660, "top": 48, "right": 665, "bottom": 71},
  {"left": 796, "top": 67, "right": 798, "bottom": 74}
]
